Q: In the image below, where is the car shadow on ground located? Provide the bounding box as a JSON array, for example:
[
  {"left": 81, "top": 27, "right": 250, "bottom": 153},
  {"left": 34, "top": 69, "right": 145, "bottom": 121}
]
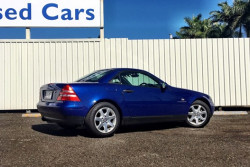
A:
[
  {"left": 117, "top": 122, "right": 184, "bottom": 134},
  {"left": 32, "top": 122, "right": 185, "bottom": 138},
  {"left": 32, "top": 124, "right": 93, "bottom": 137}
]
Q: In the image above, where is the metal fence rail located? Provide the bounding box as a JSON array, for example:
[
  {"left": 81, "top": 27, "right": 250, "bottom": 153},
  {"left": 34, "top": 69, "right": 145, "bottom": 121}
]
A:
[{"left": 0, "top": 38, "right": 249, "bottom": 110}]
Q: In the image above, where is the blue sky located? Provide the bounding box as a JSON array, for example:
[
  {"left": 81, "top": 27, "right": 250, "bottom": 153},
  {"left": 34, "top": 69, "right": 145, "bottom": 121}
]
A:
[{"left": 0, "top": 0, "right": 232, "bottom": 39}]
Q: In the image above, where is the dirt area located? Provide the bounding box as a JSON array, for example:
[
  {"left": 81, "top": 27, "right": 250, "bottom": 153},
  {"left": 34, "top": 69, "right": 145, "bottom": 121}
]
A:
[{"left": 0, "top": 113, "right": 249, "bottom": 167}]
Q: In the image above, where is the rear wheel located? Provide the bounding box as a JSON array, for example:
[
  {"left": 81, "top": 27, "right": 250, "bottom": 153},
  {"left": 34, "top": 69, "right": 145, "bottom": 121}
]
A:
[
  {"left": 85, "top": 102, "right": 120, "bottom": 137},
  {"left": 186, "top": 100, "right": 211, "bottom": 128}
]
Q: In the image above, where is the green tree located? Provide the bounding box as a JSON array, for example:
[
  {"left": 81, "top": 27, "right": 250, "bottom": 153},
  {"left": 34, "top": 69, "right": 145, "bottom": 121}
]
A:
[
  {"left": 175, "top": 14, "right": 204, "bottom": 38},
  {"left": 175, "top": 14, "right": 228, "bottom": 38},
  {"left": 210, "top": 0, "right": 250, "bottom": 37}
]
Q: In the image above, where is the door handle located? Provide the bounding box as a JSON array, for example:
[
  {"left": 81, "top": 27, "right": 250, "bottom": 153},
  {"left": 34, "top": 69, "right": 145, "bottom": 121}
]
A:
[{"left": 123, "top": 89, "right": 134, "bottom": 93}]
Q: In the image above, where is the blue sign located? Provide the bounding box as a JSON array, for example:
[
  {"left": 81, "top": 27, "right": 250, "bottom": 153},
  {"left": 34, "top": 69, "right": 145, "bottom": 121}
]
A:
[{"left": 0, "top": 0, "right": 101, "bottom": 27}]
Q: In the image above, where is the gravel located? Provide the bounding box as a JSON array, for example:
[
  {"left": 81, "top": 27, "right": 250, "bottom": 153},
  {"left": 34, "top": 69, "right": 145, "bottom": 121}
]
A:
[{"left": 0, "top": 113, "right": 249, "bottom": 167}]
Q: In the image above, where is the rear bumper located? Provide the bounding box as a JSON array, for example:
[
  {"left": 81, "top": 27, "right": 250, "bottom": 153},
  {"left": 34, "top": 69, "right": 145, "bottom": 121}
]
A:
[
  {"left": 37, "top": 103, "right": 85, "bottom": 126},
  {"left": 40, "top": 111, "right": 84, "bottom": 125}
]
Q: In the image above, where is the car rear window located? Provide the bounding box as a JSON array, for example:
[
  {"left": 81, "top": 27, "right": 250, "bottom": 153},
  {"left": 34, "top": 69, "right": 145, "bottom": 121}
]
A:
[{"left": 76, "top": 69, "right": 111, "bottom": 82}]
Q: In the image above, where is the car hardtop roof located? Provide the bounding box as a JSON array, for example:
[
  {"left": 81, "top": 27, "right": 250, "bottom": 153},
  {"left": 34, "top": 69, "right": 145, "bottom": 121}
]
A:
[
  {"left": 96, "top": 68, "right": 164, "bottom": 84},
  {"left": 102, "top": 68, "right": 147, "bottom": 72}
]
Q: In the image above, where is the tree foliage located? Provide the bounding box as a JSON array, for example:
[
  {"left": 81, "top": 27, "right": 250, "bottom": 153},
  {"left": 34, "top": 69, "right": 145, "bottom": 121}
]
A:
[{"left": 176, "top": 0, "right": 250, "bottom": 38}]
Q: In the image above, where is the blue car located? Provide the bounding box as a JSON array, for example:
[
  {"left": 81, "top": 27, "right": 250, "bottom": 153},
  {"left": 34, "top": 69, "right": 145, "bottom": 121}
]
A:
[{"left": 37, "top": 68, "right": 214, "bottom": 137}]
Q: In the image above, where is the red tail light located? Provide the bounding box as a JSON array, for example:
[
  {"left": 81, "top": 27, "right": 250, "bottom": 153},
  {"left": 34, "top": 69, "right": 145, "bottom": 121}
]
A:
[{"left": 57, "top": 85, "right": 80, "bottom": 102}]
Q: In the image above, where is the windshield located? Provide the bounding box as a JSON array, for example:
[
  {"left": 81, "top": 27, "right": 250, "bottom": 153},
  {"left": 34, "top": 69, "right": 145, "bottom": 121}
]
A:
[{"left": 76, "top": 69, "right": 111, "bottom": 82}]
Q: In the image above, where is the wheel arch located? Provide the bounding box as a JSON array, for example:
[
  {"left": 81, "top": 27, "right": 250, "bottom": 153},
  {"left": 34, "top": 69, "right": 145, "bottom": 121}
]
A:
[
  {"left": 193, "top": 97, "right": 212, "bottom": 111},
  {"left": 92, "top": 99, "right": 123, "bottom": 121}
]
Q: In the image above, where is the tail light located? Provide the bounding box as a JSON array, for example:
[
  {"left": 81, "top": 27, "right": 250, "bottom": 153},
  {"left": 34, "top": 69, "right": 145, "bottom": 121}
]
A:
[{"left": 57, "top": 85, "right": 80, "bottom": 102}]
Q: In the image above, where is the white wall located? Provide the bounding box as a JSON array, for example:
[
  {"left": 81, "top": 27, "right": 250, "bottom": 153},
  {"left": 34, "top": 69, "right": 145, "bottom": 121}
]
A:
[{"left": 0, "top": 38, "right": 249, "bottom": 110}]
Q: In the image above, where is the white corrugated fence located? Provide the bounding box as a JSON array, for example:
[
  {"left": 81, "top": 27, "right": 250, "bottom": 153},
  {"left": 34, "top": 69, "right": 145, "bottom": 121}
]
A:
[{"left": 0, "top": 38, "right": 249, "bottom": 110}]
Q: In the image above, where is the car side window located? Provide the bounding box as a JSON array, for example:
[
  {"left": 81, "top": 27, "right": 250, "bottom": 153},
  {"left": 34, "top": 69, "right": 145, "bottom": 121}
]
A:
[
  {"left": 120, "top": 71, "right": 161, "bottom": 88},
  {"left": 110, "top": 75, "right": 121, "bottom": 84}
]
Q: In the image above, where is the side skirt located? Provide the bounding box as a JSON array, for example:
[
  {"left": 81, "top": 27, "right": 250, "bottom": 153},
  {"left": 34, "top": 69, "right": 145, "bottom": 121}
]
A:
[{"left": 122, "top": 115, "right": 187, "bottom": 125}]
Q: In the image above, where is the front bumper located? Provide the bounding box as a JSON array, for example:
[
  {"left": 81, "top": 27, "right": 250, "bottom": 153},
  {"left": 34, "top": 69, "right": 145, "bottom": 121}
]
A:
[{"left": 37, "top": 102, "right": 85, "bottom": 126}]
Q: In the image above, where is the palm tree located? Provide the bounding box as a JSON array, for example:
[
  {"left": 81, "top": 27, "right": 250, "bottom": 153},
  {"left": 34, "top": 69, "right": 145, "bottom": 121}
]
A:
[
  {"left": 232, "top": 0, "right": 250, "bottom": 37},
  {"left": 176, "top": 14, "right": 205, "bottom": 38},
  {"left": 210, "top": 2, "right": 233, "bottom": 24},
  {"left": 206, "top": 23, "right": 230, "bottom": 38},
  {"left": 176, "top": 14, "right": 229, "bottom": 38},
  {"left": 210, "top": 0, "right": 250, "bottom": 37}
]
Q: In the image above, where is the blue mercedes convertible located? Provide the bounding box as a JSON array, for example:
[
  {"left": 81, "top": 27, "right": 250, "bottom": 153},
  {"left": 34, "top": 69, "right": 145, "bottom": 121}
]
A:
[{"left": 37, "top": 68, "right": 214, "bottom": 137}]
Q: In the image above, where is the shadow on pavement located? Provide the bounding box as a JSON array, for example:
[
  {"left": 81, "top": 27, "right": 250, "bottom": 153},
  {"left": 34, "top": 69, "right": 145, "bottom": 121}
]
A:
[
  {"left": 32, "top": 122, "right": 184, "bottom": 138},
  {"left": 32, "top": 124, "right": 93, "bottom": 138},
  {"left": 117, "top": 122, "right": 184, "bottom": 134}
]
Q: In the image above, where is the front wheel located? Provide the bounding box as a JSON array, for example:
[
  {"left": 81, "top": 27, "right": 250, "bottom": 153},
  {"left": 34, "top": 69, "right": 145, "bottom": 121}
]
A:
[
  {"left": 186, "top": 100, "right": 211, "bottom": 128},
  {"left": 85, "top": 102, "right": 120, "bottom": 137}
]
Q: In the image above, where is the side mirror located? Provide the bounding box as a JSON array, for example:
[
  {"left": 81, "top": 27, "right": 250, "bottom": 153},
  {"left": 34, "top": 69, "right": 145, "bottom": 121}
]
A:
[{"left": 161, "top": 83, "right": 167, "bottom": 91}]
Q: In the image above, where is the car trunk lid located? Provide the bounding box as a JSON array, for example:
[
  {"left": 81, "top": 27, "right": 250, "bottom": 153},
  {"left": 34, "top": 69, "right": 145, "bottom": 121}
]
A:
[{"left": 40, "top": 83, "right": 66, "bottom": 102}]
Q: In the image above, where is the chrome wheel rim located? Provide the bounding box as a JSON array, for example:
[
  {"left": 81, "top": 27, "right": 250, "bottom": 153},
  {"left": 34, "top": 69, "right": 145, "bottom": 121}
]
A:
[
  {"left": 94, "top": 107, "right": 117, "bottom": 133},
  {"left": 187, "top": 104, "right": 207, "bottom": 126}
]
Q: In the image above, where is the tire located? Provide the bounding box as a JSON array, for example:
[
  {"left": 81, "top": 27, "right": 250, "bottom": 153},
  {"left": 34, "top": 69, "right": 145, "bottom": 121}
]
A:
[
  {"left": 186, "top": 100, "right": 211, "bottom": 128},
  {"left": 85, "top": 102, "right": 120, "bottom": 137},
  {"left": 57, "top": 123, "right": 77, "bottom": 130}
]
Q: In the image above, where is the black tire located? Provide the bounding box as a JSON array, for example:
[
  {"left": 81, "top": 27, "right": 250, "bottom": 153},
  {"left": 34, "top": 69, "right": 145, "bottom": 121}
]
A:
[
  {"left": 85, "top": 102, "right": 120, "bottom": 137},
  {"left": 186, "top": 100, "right": 211, "bottom": 128},
  {"left": 57, "top": 123, "right": 77, "bottom": 130}
]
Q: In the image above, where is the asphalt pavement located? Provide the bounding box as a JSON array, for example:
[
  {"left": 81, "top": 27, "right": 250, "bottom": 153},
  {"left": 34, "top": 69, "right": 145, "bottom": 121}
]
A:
[{"left": 0, "top": 113, "right": 249, "bottom": 167}]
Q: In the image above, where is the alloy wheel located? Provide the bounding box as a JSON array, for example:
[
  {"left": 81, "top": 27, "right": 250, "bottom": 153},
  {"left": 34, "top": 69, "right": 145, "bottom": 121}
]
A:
[
  {"left": 94, "top": 107, "right": 117, "bottom": 133},
  {"left": 187, "top": 104, "right": 207, "bottom": 126}
]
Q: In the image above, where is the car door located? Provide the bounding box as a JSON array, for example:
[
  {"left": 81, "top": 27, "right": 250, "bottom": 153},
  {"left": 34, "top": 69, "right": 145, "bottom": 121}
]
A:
[{"left": 111, "top": 71, "right": 164, "bottom": 117}]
